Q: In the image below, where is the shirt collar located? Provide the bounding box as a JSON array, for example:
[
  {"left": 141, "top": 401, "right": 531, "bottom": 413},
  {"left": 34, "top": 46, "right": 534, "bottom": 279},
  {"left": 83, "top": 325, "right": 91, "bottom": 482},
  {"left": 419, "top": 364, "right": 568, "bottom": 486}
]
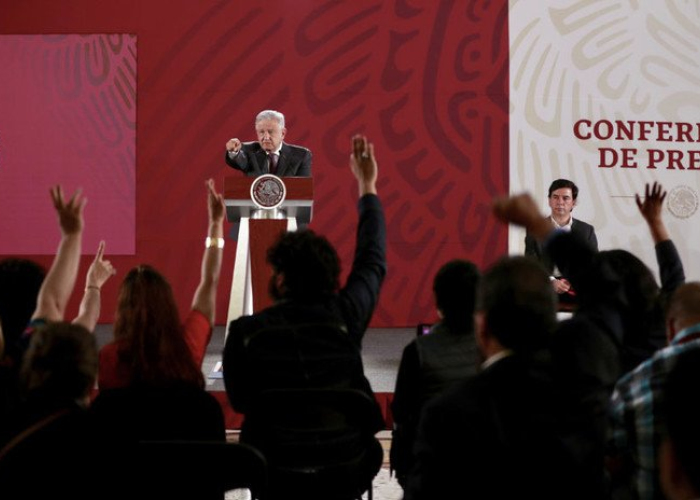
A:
[
  {"left": 481, "top": 349, "right": 514, "bottom": 370},
  {"left": 672, "top": 322, "right": 700, "bottom": 346},
  {"left": 268, "top": 143, "right": 283, "bottom": 156},
  {"left": 550, "top": 215, "right": 573, "bottom": 231}
]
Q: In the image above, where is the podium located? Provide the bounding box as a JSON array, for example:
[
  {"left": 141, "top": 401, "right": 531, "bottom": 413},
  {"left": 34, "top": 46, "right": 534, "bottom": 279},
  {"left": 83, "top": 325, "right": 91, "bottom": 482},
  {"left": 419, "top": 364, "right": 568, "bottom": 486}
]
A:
[{"left": 224, "top": 175, "right": 313, "bottom": 327}]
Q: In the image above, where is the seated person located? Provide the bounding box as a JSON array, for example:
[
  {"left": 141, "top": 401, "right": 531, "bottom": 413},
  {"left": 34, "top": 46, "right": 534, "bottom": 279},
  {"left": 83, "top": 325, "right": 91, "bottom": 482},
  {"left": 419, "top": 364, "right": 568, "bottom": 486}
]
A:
[
  {"left": 98, "top": 179, "right": 225, "bottom": 391},
  {"left": 0, "top": 322, "right": 100, "bottom": 499},
  {"left": 1, "top": 187, "right": 114, "bottom": 422},
  {"left": 223, "top": 136, "right": 385, "bottom": 498},
  {"left": 608, "top": 282, "right": 700, "bottom": 500},
  {"left": 390, "top": 259, "right": 480, "bottom": 488},
  {"left": 525, "top": 178, "right": 597, "bottom": 302},
  {"left": 659, "top": 347, "right": 700, "bottom": 500}
]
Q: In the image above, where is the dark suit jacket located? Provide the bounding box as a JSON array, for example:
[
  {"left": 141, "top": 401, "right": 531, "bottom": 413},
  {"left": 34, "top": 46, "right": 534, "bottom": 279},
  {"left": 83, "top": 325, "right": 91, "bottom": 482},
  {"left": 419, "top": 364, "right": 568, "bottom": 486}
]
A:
[
  {"left": 225, "top": 142, "right": 312, "bottom": 177},
  {"left": 525, "top": 217, "right": 597, "bottom": 277},
  {"left": 405, "top": 354, "right": 583, "bottom": 500}
]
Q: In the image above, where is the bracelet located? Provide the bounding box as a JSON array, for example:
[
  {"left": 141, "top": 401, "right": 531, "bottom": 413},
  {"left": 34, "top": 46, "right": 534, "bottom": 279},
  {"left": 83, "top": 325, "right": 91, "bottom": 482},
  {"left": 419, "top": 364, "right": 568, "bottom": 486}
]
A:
[
  {"left": 205, "top": 237, "right": 225, "bottom": 249},
  {"left": 86, "top": 285, "right": 100, "bottom": 292}
]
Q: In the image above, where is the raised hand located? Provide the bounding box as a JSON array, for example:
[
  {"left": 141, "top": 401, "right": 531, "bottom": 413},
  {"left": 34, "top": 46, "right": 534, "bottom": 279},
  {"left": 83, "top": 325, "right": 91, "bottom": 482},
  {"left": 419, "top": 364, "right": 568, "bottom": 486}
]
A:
[
  {"left": 493, "top": 193, "right": 551, "bottom": 242},
  {"left": 86, "top": 241, "right": 116, "bottom": 290},
  {"left": 635, "top": 182, "right": 669, "bottom": 243},
  {"left": 206, "top": 178, "right": 225, "bottom": 225},
  {"left": 635, "top": 181, "right": 667, "bottom": 225},
  {"left": 349, "top": 135, "right": 377, "bottom": 195},
  {"left": 50, "top": 185, "right": 86, "bottom": 236}
]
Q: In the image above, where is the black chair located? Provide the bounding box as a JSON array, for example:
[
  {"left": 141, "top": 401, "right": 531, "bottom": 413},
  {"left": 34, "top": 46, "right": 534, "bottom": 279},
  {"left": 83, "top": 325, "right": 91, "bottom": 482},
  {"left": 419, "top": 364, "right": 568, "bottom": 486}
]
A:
[
  {"left": 241, "top": 388, "right": 383, "bottom": 500},
  {"left": 137, "top": 440, "right": 268, "bottom": 499}
]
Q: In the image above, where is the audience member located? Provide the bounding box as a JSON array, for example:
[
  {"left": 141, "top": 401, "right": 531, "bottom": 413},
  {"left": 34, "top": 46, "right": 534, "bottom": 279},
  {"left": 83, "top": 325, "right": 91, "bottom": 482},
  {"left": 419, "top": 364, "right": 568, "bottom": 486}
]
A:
[
  {"left": 659, "top": 347, "right": 700, "bottom": 500},
  {"left": 0, "top": 186, "right": 108, "bottom": 422},
  {"left": 223, "top": 135, "right": 386, "bottom": 497},
  {"left": 0, "top": 322, "right": 99, "bottom": 499},
  {"left": 604, "top": 182, "right": 685, "bottom": 373},
  {"left": 404, "top": 255, "right": 579, "bottom": 499},
  {"left": 97, "top": 179, "right": 225, "bottom": 390},
  {"left": 608, "top": 282, "right": 700, "bottom": 500},
  {"left": 495, "top": 191, "right": 629, "bottom": 498},
  {"left": 390, "top": 259, "right": 480, "bottom": 488}
]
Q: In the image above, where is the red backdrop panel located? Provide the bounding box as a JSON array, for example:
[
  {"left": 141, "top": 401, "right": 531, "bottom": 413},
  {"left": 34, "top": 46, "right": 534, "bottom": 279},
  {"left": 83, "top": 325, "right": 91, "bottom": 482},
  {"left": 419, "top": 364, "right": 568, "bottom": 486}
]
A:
[{"left": 0, "top": 0, "right": 509, "bottom": 327}]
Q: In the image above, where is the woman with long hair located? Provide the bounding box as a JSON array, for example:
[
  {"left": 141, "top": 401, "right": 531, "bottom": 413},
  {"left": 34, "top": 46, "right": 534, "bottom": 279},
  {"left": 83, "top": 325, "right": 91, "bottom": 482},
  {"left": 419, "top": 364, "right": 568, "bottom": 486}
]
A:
[{"left": 98, "top": 179, "right": 225, "bottom": 389}]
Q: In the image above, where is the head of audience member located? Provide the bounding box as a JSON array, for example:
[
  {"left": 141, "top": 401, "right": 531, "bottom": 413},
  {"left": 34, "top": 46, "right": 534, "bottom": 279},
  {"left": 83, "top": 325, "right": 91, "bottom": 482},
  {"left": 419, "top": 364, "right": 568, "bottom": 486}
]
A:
[
  {"left": 475, "top": 257, "right": 556, "bottom": 358},
  {"left": 20, "top": 322, "right": 97, "bottom": 409},
  {"left": 665, "top": 283, "right": 700, "bottom": 343},
  {"left": 0, "top": 259, "right": 46, "bottom": 363},
  {"left": 255, "top": 109, "right": 286, "bottom": 153},
  {"left": 433, "top": 260, "right": 480, "bottom": 332},
  {"left": 547, "top": 179, "right": 578, "bottom": 222},
  {"left": 113, "top": 265, "right": 204, "bottom": 388},
  {"left": 660, "top": 347, "right": 700, "bottom": 500},
  {"left": 267, "top": 230, "right": 341, "bottom": 302}
]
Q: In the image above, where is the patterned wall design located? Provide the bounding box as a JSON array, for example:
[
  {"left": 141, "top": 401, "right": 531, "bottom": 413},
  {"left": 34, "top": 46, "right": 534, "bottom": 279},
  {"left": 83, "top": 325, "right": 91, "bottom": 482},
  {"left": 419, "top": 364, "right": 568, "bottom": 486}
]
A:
[
  {"left": 509, "top": 1, "right": 700, "bottom": 282},
  {"left": 0, "top": 34, "right": 136, "bottom": 254},
  {"left": 1, "top": 0, "right": 509, "bottom": 327}
]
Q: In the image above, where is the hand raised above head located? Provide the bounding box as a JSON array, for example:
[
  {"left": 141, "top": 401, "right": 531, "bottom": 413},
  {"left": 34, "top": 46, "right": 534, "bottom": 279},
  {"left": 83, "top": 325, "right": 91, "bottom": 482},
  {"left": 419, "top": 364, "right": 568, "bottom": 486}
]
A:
[
  {"left": 635, "top": 181, "right": 667, "bottom": 224},
  {"left": 349, "top": 135, "right": 377, "bottom": 195},
  {"left": 206, "top": 178, "right": 225, "bottom": 224},
  {"left": 86, "top": 240, "right": 117, "bottom": 290},
  {"left": 50, "top": 185, "right": 86, "bottom": 236},
  {"left": 492, "top": 193, "right": 542, "bottom": 227}
]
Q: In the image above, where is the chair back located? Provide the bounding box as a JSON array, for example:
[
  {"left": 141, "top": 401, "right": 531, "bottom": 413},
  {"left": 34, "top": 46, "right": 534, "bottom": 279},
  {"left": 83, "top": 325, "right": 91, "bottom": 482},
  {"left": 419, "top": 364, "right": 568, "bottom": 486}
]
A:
[
  {"left": 242, "top": 388, "right": 383, "bottom": 500},
  {"left": 137, "top": 440, "right": 267, "bottom": 499},
  {"left": 90, "top": 384, "right": 226, "bottom": 441}
]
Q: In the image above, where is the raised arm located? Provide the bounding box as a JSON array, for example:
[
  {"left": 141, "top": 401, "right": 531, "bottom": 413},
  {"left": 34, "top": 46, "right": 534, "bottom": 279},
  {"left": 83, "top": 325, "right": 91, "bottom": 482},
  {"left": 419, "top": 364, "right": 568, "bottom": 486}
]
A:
[
  {"left": 636, "top": 182, "right": 669, "bottom": 244},
  {"left": 191, "top": 179, "right": 226, "bottom": 324},
  {"left": 31, "top": 186, "right": 86, "bottom": 322},
  {"left": 340, "top": 136, "right": 386, "bottom": 340},
  {"left": 635, "top": 181, "right": 685, "bottom": 296},
  {"left": 72, "top": 241, "right": 116, "bottom": 331}
]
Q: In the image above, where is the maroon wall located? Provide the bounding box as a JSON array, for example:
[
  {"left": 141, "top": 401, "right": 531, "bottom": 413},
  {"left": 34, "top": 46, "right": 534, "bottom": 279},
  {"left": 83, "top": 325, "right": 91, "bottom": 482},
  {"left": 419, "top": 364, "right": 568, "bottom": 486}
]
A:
[{"left": 1, "top": 0, "right": 509, "bottom": 327}]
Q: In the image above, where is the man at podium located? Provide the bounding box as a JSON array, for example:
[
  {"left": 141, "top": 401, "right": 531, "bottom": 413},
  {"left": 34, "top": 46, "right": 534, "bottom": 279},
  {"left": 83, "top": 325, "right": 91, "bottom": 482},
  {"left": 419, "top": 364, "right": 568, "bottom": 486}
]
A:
[{"left": 225, "top": 110, "right": 312, "bottom": 177}]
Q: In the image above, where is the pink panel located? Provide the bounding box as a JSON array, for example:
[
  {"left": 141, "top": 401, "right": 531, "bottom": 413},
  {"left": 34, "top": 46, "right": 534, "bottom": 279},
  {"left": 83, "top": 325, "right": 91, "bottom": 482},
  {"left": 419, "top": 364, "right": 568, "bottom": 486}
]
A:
[{"left": 0, "top": 35, "right": 135, "bottom": 255}]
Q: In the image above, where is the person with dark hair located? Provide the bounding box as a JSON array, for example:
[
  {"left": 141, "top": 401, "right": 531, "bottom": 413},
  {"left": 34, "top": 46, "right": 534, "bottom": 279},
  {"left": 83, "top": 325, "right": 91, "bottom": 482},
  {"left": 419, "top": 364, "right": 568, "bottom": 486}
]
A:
[
  {"left": 223, "top": 135, "right": 384, "bottom": 411},
  {"left": 525, "top": 178, "right": 598, "bottom": 299},
  {"left": 404, "top": 255, "right": 578, "bottom": 499},
  {"left": 225, "top": 109, "right": 312, "bottom": 177},
  {"left": 0, "top": 322, "right": 100, "bottom": 499},
  {"left": 659, "top": 347, "right": 700, "bottom": 500},
  {"left": 0, "top": 259, "right": 45, "bottom": 363},
  {"left": 98, "top": 179, "right": 225, "bottom": 390},
  {"left": 222, "top": 136, "right": 385, "bottom": 498},
  {"left": 603, "top": 182, "right": 685, "bottom": 374},
  {"left": 390, "top": 259, "right": 480, "bottom": 488},
  {"left": 1, "top": 187, "right": 115, "bottom": 423},
  {"left": 608, "top": 282, "right": 700, "bottom": 500}
]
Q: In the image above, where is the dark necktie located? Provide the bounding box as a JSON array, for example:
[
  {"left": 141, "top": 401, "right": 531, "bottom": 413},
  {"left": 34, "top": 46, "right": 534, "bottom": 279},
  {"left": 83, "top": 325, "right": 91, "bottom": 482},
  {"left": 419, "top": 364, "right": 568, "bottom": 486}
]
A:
[{"left": 268, "top": 153, "right": 278, "bottom": 175}]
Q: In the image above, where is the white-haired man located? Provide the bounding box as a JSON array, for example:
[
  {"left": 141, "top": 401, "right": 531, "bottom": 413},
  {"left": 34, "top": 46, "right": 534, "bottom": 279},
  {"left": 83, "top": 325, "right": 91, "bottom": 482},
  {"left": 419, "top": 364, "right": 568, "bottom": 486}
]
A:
[{"left": 225, "top": 109, "right": 312, "bottom": 177}]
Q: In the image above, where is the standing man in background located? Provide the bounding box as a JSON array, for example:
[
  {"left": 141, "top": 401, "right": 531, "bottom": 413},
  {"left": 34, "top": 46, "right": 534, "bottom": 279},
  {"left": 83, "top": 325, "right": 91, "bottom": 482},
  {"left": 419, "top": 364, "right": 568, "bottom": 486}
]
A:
[
  {"left": 225, "top": 110, "right": 312, "bottom": 177},
  {"left": 525, "top": 178, "right": 598, "bottom": 298}
]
